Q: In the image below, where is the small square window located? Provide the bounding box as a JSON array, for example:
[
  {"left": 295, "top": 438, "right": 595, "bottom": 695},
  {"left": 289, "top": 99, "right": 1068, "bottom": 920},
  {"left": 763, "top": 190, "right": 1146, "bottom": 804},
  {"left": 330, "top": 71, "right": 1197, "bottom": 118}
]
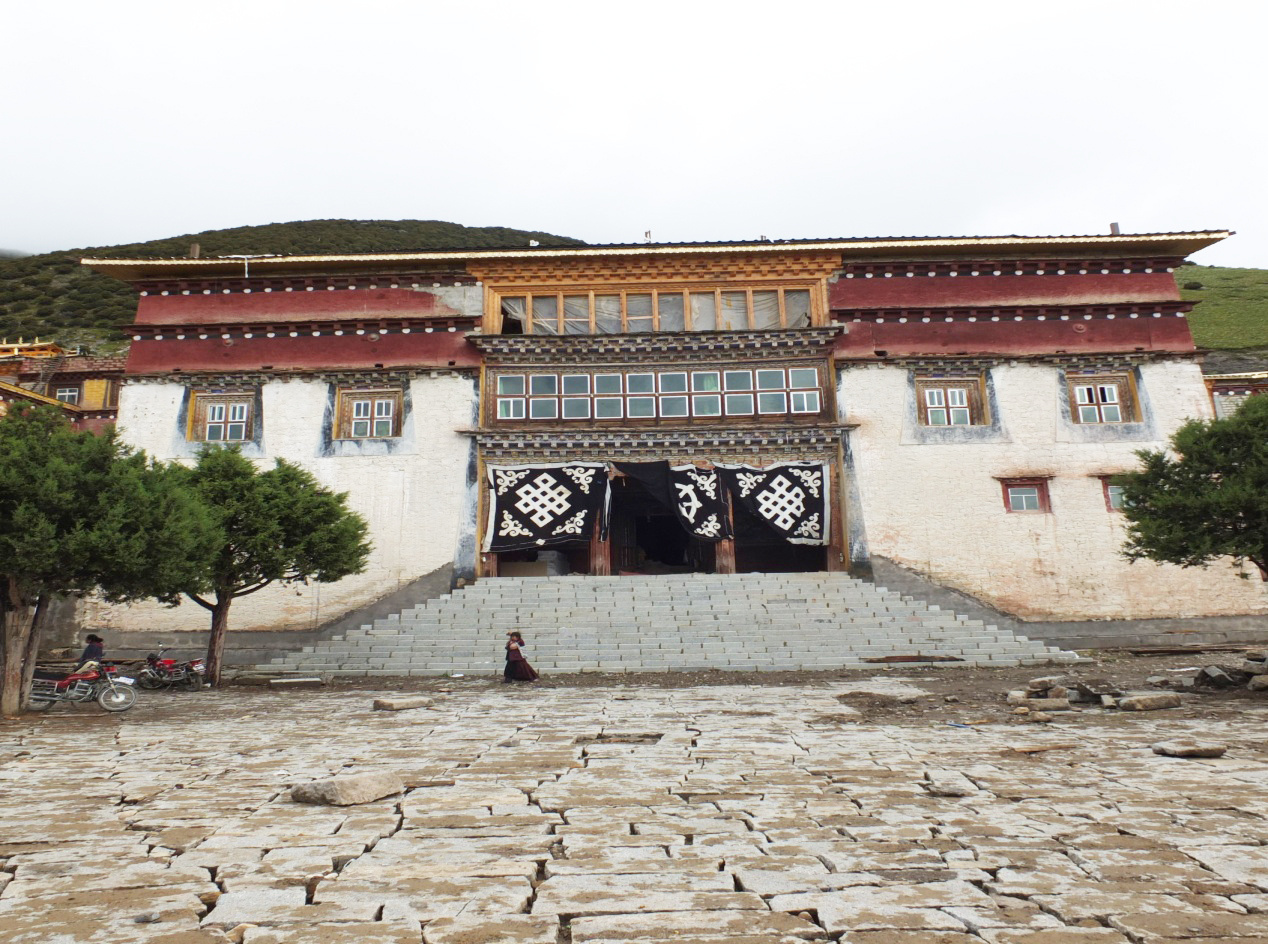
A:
[
  {"left": 562, "top": 375, "right": 591, "bottom": 395},
  {"left": 341, "top": 391, "right": 402, "bottom": 439},
  {"left": 660, "top": 396, "right": 689, "bottom": 417},
  {"left": 498, "top": 398, "right": 525, "bottom": 420},
  {"left": 788, "top": 368, "right": 818, "bottom": 389},
  {"left": 562, "top": 398, "right": 591, "bottom": 419},
  {"left": 627, "top": 373, "right": 656, "bottom": 394},
  {"left": 724, "top": 371, "right": 753, "bottom": 391},
  {"left": 725, "top": 393, "right": 755, "bottom": 415},
  {"left": 497, "top": 375, "right": 525, "bottom": 396},
  {"left": 692, "top": 371, "right": 721, "bottom": 392},
  {"left": 791, "top": 390, "right": 821, "bottom": 413},
  {"left": 595, "top": 397, "right": 623, "bottom": 418},
  {"left": 628, "top": 397, "right": 656, "bottom": 418},
  {"left": 595, "top": 374, "right": 623, "bottom": 395},
  {"left": 55, "top": 386, "right": 80, "bottom": 404},
  {"left": 1001, "top": 478, "right": 1051, "bottom": 513},
  {"left": 756, "top": 369, "right": 785, "bottom": 390},
  {"left": 193, "top": 394, "right": 254, "bottom": 443},
  {"left": 692, "top": 394, "right": 722, "bottom": 417},
  {"left": 1070, "top": 375, "right": 1131, "bottom": 424},
  {"left": 1102, "top": 478, "right": 1128, "bottom": 512},
  {"left": 757, "top": 392, "right": 788, "bottom": 414},
  {"left": 529, "top": 398, "right": 559, "bottom": 419},
  {"left": 918, "top": 380, "right": 980, "bottom": 427},
  {"left": 659, "top": 372, "right": 688, "bottom": 393},
  {"left": 530, "top": 375, "right": 558, "bottom": 396}
]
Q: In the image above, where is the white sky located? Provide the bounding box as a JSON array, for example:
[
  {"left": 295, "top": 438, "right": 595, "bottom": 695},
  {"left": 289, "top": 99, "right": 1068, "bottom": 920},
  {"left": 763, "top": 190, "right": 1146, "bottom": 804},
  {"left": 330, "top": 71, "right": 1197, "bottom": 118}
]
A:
[{"left": 3, "top": 1, "right": 1265, "bottom": 268}]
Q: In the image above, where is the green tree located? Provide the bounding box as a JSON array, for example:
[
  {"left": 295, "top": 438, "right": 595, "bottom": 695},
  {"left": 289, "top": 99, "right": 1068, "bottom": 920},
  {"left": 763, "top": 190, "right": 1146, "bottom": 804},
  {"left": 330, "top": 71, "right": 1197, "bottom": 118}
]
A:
[
  {"left": 1118, "top": 394, "right": 1268, "bottom": 579},
  {"left": 0, "top": 406, "right": 216, "bottom": 715},
  {"left": 183, "top": 447, "right": 372, "bottom": 686}
]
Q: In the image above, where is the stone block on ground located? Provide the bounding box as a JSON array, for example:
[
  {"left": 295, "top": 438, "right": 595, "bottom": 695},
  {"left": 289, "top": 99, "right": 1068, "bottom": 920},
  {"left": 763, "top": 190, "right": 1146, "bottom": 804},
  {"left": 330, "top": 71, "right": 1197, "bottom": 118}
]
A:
[
  {"left": 373, "top": 696, "right": 435, "bottom": 711},
  {"left": 291, "top": 771, "right": 405, "bottom": 806},
  {"left": 1151, "top": 739, "right": 1228, "bottom": 758},
  {"left": 422, "top": 914, "right": 560, "bottom": 944},
  {"left": 1117, "top": 693, "right": 1182, "bottom": 711},
  {"left": 268, "top": 677, "right": 326, "bottom": 689}
]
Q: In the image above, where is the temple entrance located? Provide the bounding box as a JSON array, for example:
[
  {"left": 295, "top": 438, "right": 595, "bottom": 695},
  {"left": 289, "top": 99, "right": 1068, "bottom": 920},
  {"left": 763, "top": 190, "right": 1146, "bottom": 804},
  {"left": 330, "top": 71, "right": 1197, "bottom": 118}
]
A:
[
  {"left": 732, "top": 498, "right": 827, "bottom": 573},
  {"left": 608, "top": 475, "right": 717, "bottom": 574}
]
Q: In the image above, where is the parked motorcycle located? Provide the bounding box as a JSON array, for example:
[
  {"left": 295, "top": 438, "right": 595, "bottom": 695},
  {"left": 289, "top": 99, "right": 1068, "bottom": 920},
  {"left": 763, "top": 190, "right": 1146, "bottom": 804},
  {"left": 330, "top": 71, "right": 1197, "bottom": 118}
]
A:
[
  {"left": 29, "top": 662, "right": 137, "bottom": 712},
  {"left": 137, "top": 647, "right": 206, "bottom": 692}
]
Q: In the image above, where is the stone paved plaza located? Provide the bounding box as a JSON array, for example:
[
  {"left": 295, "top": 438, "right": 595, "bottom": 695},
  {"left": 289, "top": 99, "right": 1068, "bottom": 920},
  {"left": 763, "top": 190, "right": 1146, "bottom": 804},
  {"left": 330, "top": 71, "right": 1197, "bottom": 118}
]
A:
[{"left": 3, "top": 679, "right": 1268, "bottom": 943}]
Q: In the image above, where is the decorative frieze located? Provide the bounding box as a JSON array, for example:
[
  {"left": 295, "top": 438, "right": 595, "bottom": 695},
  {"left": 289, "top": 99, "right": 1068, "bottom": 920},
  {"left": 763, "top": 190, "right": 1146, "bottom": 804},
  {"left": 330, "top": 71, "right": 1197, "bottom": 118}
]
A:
[
  {"left": 127, "top": 317, "right": 477, "bottom": 341},
  {"left": 838, "top": 257, "right": 1184, "bottom": 279},
  {"left": 135, "top": 269, "right": 474, "bottom": 296},
  {"left": 835, "top": 302, "right": 1193, "bottom": 324},
  {"left": 472, "top": 424, "right": 848, "bottom": 463},
  {"left": 835, "top": 352, "right": 1198, "bottom": 371}
]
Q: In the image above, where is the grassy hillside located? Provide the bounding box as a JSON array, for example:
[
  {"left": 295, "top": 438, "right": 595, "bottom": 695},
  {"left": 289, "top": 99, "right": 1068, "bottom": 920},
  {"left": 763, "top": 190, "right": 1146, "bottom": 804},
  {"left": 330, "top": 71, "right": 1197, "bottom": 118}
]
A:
[
  {"left": 0, "top": 220, "right": 584, "bottom": 349},
  {"left": 1179, "top": 263, "right": 1268, "bottom": 352}
]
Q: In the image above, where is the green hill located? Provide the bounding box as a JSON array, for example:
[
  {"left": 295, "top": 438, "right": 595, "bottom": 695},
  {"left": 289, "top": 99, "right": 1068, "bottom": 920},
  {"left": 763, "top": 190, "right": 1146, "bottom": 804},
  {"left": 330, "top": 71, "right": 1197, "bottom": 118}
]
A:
[
  {"left": 1179, "top": 263, "right": 1268, "bottom": 355},
  {"left": 0, "top": 220, "right": 585, "bottom": 350}
]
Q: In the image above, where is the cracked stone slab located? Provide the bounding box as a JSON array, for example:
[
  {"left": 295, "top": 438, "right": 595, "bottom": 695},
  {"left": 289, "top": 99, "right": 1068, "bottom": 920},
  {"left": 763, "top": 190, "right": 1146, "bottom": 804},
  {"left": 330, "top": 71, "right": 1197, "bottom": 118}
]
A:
[
  {"left": 291, "top": 771, "right": 405, "bottom": 806},
  {"left": 422, "top": 914, "right": 561, "bottom": 944},
  {"left": 569, "top": 910, "right": 825, "bottom": 941}
]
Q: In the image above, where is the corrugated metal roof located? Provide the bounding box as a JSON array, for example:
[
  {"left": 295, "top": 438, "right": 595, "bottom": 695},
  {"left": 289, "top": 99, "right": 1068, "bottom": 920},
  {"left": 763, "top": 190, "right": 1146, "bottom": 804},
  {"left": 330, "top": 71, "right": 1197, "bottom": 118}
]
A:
[{"left": 82, "top": 231, "right": 1231, "bottom": 278}]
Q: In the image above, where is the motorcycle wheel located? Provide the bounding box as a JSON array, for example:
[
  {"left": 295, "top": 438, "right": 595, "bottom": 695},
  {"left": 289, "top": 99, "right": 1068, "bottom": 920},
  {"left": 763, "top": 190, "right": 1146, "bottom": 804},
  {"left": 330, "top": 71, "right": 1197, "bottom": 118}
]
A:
[
  {"left": 97, "top": 685, "right": 137, "bottom": 712},
  {"left": 26, "top": 698, "right": 54, "bottom": 712},
  {"left": 136, "top": 671, "right": 164, "bottom": 691},
  {"left": 182, "top": 674, "right": 203, "bottom": 692}
]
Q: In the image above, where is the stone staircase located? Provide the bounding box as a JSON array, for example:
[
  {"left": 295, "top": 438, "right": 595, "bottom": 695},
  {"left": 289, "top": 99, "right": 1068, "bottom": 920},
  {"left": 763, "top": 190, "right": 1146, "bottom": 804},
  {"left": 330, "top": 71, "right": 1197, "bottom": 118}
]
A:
[{"left": 259, "top": 573, "right": 1076, "bottom": 677}]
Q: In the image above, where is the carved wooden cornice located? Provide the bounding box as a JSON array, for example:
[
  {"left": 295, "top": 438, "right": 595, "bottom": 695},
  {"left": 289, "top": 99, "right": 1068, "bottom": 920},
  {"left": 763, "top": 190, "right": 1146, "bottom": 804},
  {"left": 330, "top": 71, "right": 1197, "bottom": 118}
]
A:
[
  {"left": 837, "top": 257, "right": 1186, "bottom": 279},
  {"left": 126, "top": 317, "right": 477, "bottom": 340},
  {"left": 470, "top": 424, "right": 849, "bottom": 462},
  {"left": 835, "top": 352, "right": 1199, "bottom": 371},
  {"left": 833, "top": 302, "right": 1194, "bottom": 323},
  {"left": 125, "top": 367, "right": 473, "bottom": 386},
  {"left": 470, "top": 326, "right": 845, "bottom": 366}
]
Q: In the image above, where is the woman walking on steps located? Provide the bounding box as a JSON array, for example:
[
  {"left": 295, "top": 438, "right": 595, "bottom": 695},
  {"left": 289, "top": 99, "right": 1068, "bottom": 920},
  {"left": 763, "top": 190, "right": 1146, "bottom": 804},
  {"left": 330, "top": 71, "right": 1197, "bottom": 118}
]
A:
[{"left": 504, "top": 631, "right": 539, "bottom": 683}]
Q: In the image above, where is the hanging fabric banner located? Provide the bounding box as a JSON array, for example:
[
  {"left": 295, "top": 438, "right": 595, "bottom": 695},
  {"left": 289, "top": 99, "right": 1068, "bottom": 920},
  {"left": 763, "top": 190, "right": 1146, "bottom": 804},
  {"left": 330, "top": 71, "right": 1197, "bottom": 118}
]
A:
[
  {"left": 717, "top": 461, "right": 830, "bottom": 545},
  {"left": 483, "top": 463, "right": 610, "bottom": 553},
  {"left": 614, "top": 462, "right": 732, "bottom": 543}
]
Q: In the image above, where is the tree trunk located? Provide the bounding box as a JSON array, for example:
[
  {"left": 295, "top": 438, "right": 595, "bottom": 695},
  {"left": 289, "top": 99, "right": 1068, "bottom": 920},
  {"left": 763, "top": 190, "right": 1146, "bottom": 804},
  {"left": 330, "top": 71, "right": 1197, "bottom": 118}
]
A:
[
  {"left": 204, "top": 595, "right": 233, "bottom": 688},
  {"left": 18, "top": 595, "right": 49, "bottom": 710},
  {"left": 0, "top": 577, "right": 38, "bottom": 717}
]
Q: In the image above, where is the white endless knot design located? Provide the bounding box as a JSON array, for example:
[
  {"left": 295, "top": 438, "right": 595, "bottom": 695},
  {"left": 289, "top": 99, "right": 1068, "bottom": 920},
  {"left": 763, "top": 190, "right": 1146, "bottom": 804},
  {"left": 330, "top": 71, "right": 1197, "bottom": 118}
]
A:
[
  {"left": 756, "top": 475, "right": 805, "bottom": 531},
  {"left": 515, "top": 473, "right": 572, "bottom": 526}
]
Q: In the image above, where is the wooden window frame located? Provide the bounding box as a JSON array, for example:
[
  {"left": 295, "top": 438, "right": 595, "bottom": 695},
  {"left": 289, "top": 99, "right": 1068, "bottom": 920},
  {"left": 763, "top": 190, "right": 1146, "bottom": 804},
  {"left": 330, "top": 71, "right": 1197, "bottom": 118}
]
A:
[
  {"left": 54, "top": 386, "right": 81, "bottom": 404},
  {"left": 1000, "top": 477, "right": 1051, "bottom": 514},
  {"left": 489, "top": 282, "right": 823, "bottom": 335},
  {"left": 915, "top": 376, "right": 987, "bottom": 427},
  {"left": 1068, "top": 373, "right": 1137, "bottom": 425},
  {"left": 1100, "top": 477, "right": 1127, "bottom": 512},
  {"left": 189, "top": 392, "right": 255, "bottom": 443},
  {"left": 335, "top": 388, "right": 403, "bottom": 440}
]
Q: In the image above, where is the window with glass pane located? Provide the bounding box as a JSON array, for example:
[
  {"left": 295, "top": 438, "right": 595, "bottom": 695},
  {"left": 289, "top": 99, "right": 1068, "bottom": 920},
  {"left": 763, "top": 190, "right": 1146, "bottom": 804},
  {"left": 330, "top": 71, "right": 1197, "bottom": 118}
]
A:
[
  {"left": 350, "top": 399, "right": 374, "bottom": 437},
  {"left": 756, "top": 369, "right": 785, "bottom": 390},
  {"left": 659, "top": 373, "right": 687, "bottom": 393},
  {"left": 690, "top": 292, "right": 717, "bottom": 330},
  {"left": 595, "top": 295, "right": 622, "bottom": 334},
  {"left": 1008, "top": 487, "right": 1040, "bottom": 512},
  {"left": 627, "top": 294, "right": 653, "bottom": 332},
  {"left": 498, "top": 398, "right": 525, "bottom": 419},
  {"left": 530, "top": 375, "right": 558, "bottom": 396},
  {"left": 627, "top": 373, "right": 655, "bottom": 394},
  {"left": 788, "top": 367, "right": 817, "bottom": 388},
  {"left": 563, "top": 296, "right": 590, "bottom": 335},
  {"left": 660, "top": 396, "right": 689, "bottom": 417},
  {"left": 791, "top": 390, "right": 821, "bottom": 413},
  {"left": 204, "top": 400, "right": 251, "bottom": 442},
  {"left": 758, "top": 392, "right": 788, "bottom": 414},
  {"left": 1105, "top": 484, "right": 1126, "bottom": 511},
  {"left": 724, "top": 370, "right": 753, "bottom": 391},
  {"left": 693, "top": 394, "right": 722, "bottom": 416},
  {"left": 562, "top": 375, "right": 591, "bottom": 395},
  {"left": 55, "top": 386, "right": 80, "bottom": 404},
  {"left": 692, "top": 372, "right": 720, "bottom": 392},
  {"left": 595, "top": 374, "right": 622, "bottom": 394},
  {"left": 1072, "top": 379, "right": 1127, "bottom": 424},
  {"left": 529, "top": 398, "right": 558, "bottom": 419},
  {"left": 562, "top": 398, "right": 591, "bottom": 419},
  {"left": 497, "top": 375, "right": 525, "bottom": 396},
  {"left": 752, "top": 291, "right": 780, "bottom": 329},
  {"left": 595, "top": 397, "right": 623, "bottom": 418},
  {"left": 725, "top": 393, "right": 754, "bottom": 415},
  {"left": 531, "top": 296, "right": 559, "bottom": 335},
  {"left": 628, "top": 397, "right": 656, "bottom": 418},
  {"left": 919, "top": 381, "right": 978, "bottom": 426}
]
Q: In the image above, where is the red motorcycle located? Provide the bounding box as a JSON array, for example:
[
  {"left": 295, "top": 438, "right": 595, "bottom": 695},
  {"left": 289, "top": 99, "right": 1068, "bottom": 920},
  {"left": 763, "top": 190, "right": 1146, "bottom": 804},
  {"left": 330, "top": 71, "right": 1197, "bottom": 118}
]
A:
[
  {"left": 29, "top": 662, "right": 137, "bottom": 712},
  {"left": 137, "top": 647, "right": 206, "bottom": 692}
]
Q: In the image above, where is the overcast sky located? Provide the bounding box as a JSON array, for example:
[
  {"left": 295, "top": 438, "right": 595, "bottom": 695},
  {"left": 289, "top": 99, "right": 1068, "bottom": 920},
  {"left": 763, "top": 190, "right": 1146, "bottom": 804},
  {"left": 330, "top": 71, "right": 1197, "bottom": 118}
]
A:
[{"left": 4, "top": 1, "right": 1264, "bottom": 268}]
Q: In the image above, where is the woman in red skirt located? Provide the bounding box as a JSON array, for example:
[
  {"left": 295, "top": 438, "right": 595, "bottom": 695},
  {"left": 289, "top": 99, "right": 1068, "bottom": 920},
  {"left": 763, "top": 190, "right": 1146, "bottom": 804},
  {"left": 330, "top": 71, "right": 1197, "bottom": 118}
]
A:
[{"left": 504, "top": 631, "right": 539, "bottom": 683}]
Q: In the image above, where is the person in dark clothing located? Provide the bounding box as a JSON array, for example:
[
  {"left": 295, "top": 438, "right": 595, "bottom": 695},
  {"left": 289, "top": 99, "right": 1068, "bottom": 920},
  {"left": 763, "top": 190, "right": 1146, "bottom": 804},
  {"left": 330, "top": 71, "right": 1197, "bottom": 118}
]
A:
[
  {"left": 77, "top": 634, "right": 105, "bottom": 670},
  {"left": 504, "top": 631, "right": 539, "bottom": 683}
]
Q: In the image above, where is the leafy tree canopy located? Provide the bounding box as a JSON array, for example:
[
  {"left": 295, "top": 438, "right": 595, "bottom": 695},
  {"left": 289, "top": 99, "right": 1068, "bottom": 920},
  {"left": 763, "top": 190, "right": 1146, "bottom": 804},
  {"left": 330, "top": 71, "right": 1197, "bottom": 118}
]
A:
[{"left": 1118, "top": 394, "right": 1268, "bottom": 577}]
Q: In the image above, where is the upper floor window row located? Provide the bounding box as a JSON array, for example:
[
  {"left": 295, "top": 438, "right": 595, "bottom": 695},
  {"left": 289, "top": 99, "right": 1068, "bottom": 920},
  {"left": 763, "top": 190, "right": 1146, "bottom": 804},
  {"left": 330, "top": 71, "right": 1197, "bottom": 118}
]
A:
[
  {"left": 914, "top": 372, "right": 1139, "bottom": 428},
  {"left": 497, "top": 287, "right": 814, "bottom": 335},
  {"left": 188, "top": 388, "right": 404, "bottom": 444}
]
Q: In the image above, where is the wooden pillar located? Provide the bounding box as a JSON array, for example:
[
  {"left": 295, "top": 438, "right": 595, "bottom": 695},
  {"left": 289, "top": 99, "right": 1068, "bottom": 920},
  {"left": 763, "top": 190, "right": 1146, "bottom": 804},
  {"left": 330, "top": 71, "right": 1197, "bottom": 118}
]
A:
[
  {"left": 829, "top": 442, "right": 849, "bottom": 573},
  {"left": 589, "top": 517, "right": 611, "bottom": 576},
  {"left": 715, "top": 498, "right": 737, "bottom": 574}
]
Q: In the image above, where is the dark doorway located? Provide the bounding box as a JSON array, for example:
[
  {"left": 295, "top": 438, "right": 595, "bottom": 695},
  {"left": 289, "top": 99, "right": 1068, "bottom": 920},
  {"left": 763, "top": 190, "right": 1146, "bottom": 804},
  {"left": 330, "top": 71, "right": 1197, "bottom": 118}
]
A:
[
  {"left": 732, "top": 498, "right": 826, "bottom": 573},
  {"left": 609, "top": 476, "right": 717, "bottom": 574}
]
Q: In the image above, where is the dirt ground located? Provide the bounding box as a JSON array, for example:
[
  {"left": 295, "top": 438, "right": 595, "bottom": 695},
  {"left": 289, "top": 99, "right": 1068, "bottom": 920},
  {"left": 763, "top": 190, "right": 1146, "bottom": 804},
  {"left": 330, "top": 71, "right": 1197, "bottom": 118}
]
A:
[{"left": 247, "top": 647, "right": 1268, "bottom": 729}]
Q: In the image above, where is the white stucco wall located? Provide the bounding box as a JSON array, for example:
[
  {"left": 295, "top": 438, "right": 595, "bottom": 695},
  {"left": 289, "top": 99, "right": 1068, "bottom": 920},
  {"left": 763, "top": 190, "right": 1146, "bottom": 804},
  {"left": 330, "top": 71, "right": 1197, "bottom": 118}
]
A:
[
  {"left": 80, "top": 373, "right": 476, "bottom": 633},
  {"left": 842, "top": 360, "right": 1268, "bottom": 620}
]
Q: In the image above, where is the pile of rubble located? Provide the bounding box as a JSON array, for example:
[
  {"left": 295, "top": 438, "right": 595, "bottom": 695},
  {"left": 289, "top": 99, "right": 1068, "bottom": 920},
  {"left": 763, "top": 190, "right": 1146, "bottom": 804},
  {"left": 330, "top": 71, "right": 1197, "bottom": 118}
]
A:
[
  {"left": 1145, "top": 649, "right": 1268, "bottom": 694},
  {"left": 1006, "top": 674, "right": 1182, "bottom": 721}
]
